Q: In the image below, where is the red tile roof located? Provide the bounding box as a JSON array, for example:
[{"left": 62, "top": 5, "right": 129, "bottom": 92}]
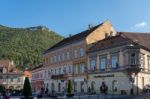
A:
[
  {"left": 88, "top": 32, "right": 150, "bottom": 53},
  {"left": 43, "top": 23, "right": 103, "bottom": 54}
]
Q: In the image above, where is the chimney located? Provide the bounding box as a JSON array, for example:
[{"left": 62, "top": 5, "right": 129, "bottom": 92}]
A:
[
  {"left": 88, "top": 24, "right": 93, "bottom": 30},
  {"left": 69, "top": 34, "right": 72, "bottom": 37}
]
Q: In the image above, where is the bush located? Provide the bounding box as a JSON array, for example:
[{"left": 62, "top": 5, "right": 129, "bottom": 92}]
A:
[{"left": 23, "top": 77, "right": 32, "bottom": 97}]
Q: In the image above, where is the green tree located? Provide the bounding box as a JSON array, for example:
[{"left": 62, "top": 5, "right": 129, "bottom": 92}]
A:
[
  {"left": 23, "top": 77, "right": 32, "bottom": 97},
  {"left": 0, "top": 25, "right": 63, "bottom": 69},
  {"left": 0, "top": 84, "right": 5, "bottom": 93},
  {"left": 67, "top": 80, "right": 73, "bottom": 95}
]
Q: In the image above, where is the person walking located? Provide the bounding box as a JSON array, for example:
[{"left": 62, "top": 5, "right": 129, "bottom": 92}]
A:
[
  {"left": 100, "top": 82, "right": 108, "bottom": 95},
  {"left": 2, "top": 92, "right": 10, "bottom": 99}
]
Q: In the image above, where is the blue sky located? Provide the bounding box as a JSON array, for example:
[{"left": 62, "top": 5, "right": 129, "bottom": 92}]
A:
[{"left": 0, "top": 0, "right": 150, "bottom": 37}]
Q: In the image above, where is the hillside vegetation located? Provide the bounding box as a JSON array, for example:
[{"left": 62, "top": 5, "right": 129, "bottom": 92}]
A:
[{"left": 0, "top": 25, "right": 63, "bottom": 69}]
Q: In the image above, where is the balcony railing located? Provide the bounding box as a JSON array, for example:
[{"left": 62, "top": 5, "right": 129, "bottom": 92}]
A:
[{"left": 88, "top": 64, "right": 142, "bottom": 74}]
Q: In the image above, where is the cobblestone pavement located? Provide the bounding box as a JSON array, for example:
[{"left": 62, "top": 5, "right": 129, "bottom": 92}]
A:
[{"left": 10, "top": 94, "right": 150, "bottom": 99}]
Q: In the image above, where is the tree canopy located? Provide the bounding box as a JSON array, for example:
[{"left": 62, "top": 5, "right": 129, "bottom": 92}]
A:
[{"left": 0, "top": 25, "right": 63, "bottom": 69}]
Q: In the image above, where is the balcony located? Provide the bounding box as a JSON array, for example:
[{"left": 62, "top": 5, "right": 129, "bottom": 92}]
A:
[
  {"left": 123, "top": 64, "right": 142, "bottom": 74},
  {"left": 51, "top": 74, "right": 67, "bottom": 80}
]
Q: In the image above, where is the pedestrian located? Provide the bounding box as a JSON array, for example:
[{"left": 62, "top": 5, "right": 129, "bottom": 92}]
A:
[
  {"left": 0, "top": 93, "right": 2, "bottom": 99},
  {"left": 62, "top": 87, "right": 65, "bottom": 95},
  {"left": 2, "top": 92, "right": 10, "bottom": 99},
  {"left": 100, "top": 82, "right": 108, "bottom": 95},
  {"left": 88, "top": 87, "right": 91, "bottom": 94}
]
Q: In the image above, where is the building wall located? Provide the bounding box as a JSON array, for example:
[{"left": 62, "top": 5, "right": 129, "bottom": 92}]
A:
[
  {"left": 42, "top": 21, "right": 116, "bottom": 93},
  {"left": 87, "top": 44, "right": 150, "bottom": 95},
  {"left": 86, "top": 20, "right": 116, "bottom": 45}
]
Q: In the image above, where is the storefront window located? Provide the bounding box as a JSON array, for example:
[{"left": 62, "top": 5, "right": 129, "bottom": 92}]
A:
[
  {"left": 80, "top": 81, "right": 84, "bottom": 92},
  {"left": 112, "top": 80, "right": 118, "bottom": 92},
  {"left": 91, "top": 81, "right": 95, "bottom": 93},
  {"left": 74, "top": 82, "right": 77, "bottom": 92}
]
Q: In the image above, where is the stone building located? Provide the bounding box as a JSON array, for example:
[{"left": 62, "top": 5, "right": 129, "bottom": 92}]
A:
[
  {"left": 42, "top": 20, "right": 116, "bottom": 93},
  {"left": 0, "top": 60, "right": 24, "bottom": 90},
  {"left": 87, "top": 32, "right": 150, "bottom": 95}
]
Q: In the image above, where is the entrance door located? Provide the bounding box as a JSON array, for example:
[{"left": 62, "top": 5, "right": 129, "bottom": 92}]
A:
[
  {"left": 58, "top": 83, "right": 61, "bottom": 92},
  {"left": 51, "top": 83, "right": 55, "bottom": 92}
]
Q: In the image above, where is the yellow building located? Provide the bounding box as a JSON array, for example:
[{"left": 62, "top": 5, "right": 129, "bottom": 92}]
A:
[
  {"left": 42, "top": 20, "right": 116, "bottom": 93},
  {"left": 87, "top": 32, "right": 150, "bottom": 95}
]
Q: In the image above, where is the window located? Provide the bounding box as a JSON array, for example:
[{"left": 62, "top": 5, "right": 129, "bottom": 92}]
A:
[
  {"left": 80, "top": 48, "right": 84, "bottom": 57},
  {"left": 50, "top": 57, "right": 53, "bottom": 64},
  {"left": 148, "top": 56, "right": 150, "bottom": 70},
  {"left": 11, "top": 78, "right": 13, "bottom": 82},
  {"left": 90, "top": 59, "right": 96, "bottom": 71},
  {"left": 62, "top": 53, "right": 65, "bottom": 61},
  {"left": 74, "top": 82, "right": 77, "bottom": 92},
  {"left": 140, "top": 54, "right": 145, "bottom": 68},
  {"left": 111, "top": 55, "right": 118, "bottom": 68},
  {"left": 66, "top": 52, "right": 70, "bottom": 60},
  {"left": 54, "top": 55, "right": 57, "bottom": 63},
  {"left": 130, "top": 53, "right": 136, "bottom": 65},
  {"left": 74, "top": 50, "right": 78, "bottom": 59},
  {"left": 112, "top": 80, "right": 118, "bottom": 92},
  {"left": 58, "top": 55, "right": 61, "bottom": 62},
  {"left": 3, "top": 68, "right": 7, "bottom": 73},
  {"left": 80, "top": 63, "right": 85, "bottom": 73},
  {"left": 59, "top": 68, "right": 61, "bottom": 74},
  {"left": 80, "top": 81, "right": 84, "bottom": 92},
  {"left": 69, "top": 65, "right": 72, "bottom": 74},
  {"left": 99, "top": 57, "right": 106, "bottom": 70},
  {"left": 74, "top": 64, "right": 78, "bottom": 74},
  {"left": 55, "top": 69, "right": 57, "bottom": 74},
  {"left": 18, "top": 78, "right": 20, "bottom": 82},
  {"left": 63, "top": 67, "right": 66, "bottom": 74}
]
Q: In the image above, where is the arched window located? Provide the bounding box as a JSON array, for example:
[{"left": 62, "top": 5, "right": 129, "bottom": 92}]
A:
[
  {"left": 51, "top": 83, "right": 55, "bottom": 92},
  {"left": 58, "top": 83, "right": 61, "bottom": 92},
  {"left": 112, "top": 80, "right": 118, "bottom": 92},
  {"left": 91, "top": 81, "right": 95, "bottom": 93}
]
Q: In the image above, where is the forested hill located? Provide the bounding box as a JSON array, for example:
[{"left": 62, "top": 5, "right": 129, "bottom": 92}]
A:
[{"left": 0, "top": 25, "right": 64, "bottom": 69}]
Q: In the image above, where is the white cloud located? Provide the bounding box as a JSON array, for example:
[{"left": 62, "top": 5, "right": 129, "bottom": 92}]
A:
[{"left": 134, "top": 21, "right": 147, "bottom": 28}]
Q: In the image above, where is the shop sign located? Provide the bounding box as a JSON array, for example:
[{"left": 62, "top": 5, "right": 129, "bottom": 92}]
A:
[
  {"left": 74, "top": 77, "right": 84, "bottom": 81},
  {"left": 94, "top": 74, "right": 114, "bottom": 78}
]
